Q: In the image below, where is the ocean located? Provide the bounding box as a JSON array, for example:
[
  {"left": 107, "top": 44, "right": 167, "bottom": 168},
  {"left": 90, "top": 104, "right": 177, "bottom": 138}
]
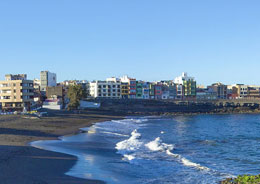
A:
[{"left": 31, "top": 114, "right": 260, "bottom": 184}]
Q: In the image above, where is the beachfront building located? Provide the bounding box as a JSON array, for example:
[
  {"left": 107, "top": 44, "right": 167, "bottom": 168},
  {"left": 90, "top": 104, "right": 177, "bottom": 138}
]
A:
[
  {"left": 121, "top": 82, "right": 129, "bottom": 99},
  {"left": 121, "top": 76, "right": 136, "bottom": 99},
  {"left": 0, "top": 74, "right": 34, "bottom": 111},
  {"left": 154, "top": 83, "right": 163, "bottom": 100},
  {"left": 161, "top": 81, "right": 177, "bottom": 99},
  {"left": 129, "top": 79, "right": 136, "bottom": 99},
  {"left": 236, "top": 84, "right": 248, "bottom": 98},
  {"left": 176, "top": 84, "right": 184, "bottom": 99},
  {"left": 162, "top": 85, "right": 170, "bottom": 99},
  {"left": 246, "top": 86, "right": 260, "bottom": 99},
  {"left": 196, "top": 88, "right": 217, "bottom": 100},
  {"left": 227, "top": 85, "right": 239, "bottom": 99},
  {"left": 136, "top": 81, "right": 143, "bottom": 99},
  {"left": 142, "top": 82, "right": 150, "bottom": 99},
  {"left": 174, "top": 72, "right": 196, "bottom": 99},
  {"left": 149, "top": 83, "right": 155, "bottom": 99},
  {"left": 89, "top": 77, "right": 121, "bottom": 99},
  {"left": 40, "top": 71, "right": 57, "bottom": 91},
  {"left": 207, "top": 83, "right": 227, "bottom": 99}
]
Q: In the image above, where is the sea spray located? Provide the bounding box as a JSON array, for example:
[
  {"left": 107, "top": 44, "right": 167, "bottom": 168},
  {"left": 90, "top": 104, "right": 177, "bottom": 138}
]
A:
[{"left": 116, "top": 129, "right": 143, "bottom": 155}]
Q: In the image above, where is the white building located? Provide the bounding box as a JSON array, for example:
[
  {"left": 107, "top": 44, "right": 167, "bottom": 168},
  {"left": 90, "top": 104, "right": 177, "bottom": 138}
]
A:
[
  {"left": 89, "top": 78, "right": 121, "bottom": 98},
  {"left": 40, "top": 71, "right": 57, "bottom": 91},
  {"left": 176, "top": 84, "right": 183, "bottom": 99},
  {"left": 174, "top": 72, "right": 194, "bottom": 85}
]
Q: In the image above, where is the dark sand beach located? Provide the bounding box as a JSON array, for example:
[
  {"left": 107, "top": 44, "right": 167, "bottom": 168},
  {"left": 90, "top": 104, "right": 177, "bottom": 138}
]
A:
[{"left": 0, "top": 110, "right": 125, "bottom": 184}]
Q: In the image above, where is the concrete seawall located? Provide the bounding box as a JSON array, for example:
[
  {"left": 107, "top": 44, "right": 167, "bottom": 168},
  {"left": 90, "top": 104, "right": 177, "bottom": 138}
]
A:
[{"left": 89, "top": 99, "right": 260, "bottom": 115}]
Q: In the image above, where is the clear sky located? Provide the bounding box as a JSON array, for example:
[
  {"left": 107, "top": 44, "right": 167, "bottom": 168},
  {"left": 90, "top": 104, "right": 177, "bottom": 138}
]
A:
[{"left": 0, "top": 0, "right": 260, "bottom": 85}]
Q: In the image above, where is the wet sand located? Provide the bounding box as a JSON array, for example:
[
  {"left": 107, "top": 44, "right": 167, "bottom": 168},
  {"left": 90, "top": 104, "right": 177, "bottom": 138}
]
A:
[{"left": 0, "top": 109, "right": 125, "bottom": 184}]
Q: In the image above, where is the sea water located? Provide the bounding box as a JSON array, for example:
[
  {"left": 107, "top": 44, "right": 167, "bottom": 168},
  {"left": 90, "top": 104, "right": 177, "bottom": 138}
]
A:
[{"left": 31, "top": 114, "right": 260, "bottom": 184}]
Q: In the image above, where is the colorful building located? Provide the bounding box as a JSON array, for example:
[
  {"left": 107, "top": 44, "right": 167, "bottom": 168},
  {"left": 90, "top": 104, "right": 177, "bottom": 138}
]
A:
[
  {"left": 121, "top": 82, "right": 129, "bottom": 99},
  {"left": 174, "top": 72, "right": 196, "bottom": 99},
  {"left": 154, "top": 83, "right": 162, "bottom": 99},
  {"left": 142, "top": 82, "right": 150, "bottom": 99},
  {"left": 129, "top": 79, "right": 136, "bottom": 99},
  {"left": 120, "top": 76, "right": 136, "bottom": 99},
  {"left": 136, "top": 81, "right": 143, "bottom": 99}
]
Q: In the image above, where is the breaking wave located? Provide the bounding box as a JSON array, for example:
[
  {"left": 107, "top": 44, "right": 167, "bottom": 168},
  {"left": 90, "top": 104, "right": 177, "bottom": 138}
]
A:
[
  {"left": 116, "top": 130, "right": 211, "bottom": 172},
  {"left": 116, "top": 129, "right": 143, "bottom": 155}
]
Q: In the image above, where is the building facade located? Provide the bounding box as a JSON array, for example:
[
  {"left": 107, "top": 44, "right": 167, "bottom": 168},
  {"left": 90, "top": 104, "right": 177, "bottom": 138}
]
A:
[
  {"left": 136, "top": 81, "right": 143, "bottom": 99},
  {"left": 0, "top": 74, "right": 34, "bottom": 111},
  {"left": 207, "top": 83, "right": 227, "bottom": 99},
  {"left": 89, "top": 78, "right": 121, "bottom": 98},
  {"left": 174, "top": 72, "right": 196, "bottom": 99},
  {"left": 40, "top": 71, "right": 57, "bottom": 91},
  {"left": 142, "top": 82, "right": 150, "bottom": 99}
]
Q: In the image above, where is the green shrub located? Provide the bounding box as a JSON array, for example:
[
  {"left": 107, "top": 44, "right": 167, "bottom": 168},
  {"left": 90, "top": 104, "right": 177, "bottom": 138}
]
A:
[{"left": 221, "top": 174, "right": 260, "bottom": 184}]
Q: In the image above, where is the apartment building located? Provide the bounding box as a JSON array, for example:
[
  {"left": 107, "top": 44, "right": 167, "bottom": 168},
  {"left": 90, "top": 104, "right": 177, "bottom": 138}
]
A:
[
  {"left": 89, "top": 78, "right": 121, "bottom": 98},
  {"left": 161, "top": 81, "right": 177, "bottom": 99},
  {"left": 120, "top": 76, "right": 136, "bottom": 99},
  {"left": 121, "top": 82, "right": 129, "bottom": 99},
  {"left": 174, "top": 72, "right": 196, "bottom": 99},
  {"left": 142, "top": 82, "right": 150, "bottom": 99},
  {"left": 154, "top": 83, "right": 163, "bottom": 100},
  {"left": 236, "top": 84, "right": 248, "bottom": 98},
  {"left": 207, "top": 83, "right": 227, "bottom": 99},
  {"left": 40, "top": 71, "right": 57, "bottom": 91},
  {"left": 0, "top": 74, "right": 34, "bottom": 111},
  {"left": 136, "top": 81, "right": 143, "bottom": 99}
]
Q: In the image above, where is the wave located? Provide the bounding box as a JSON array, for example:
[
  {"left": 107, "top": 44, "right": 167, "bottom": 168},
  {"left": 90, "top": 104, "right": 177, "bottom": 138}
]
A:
[
  {"left": 166, "top": 150, "right": 210, "bottom": 171},
  {"left": 145, "top": 137, "right": 174, "bottom": 152},
  {"left": 145, "top": 137, "right": 210, "bottom": 171},
  {"left": 116, "top": 132, "right": 211, "bottom": 172},
  {"left": 101, "top": 131, "right": 129, "bottom": 137},
  {"left": 116, "top": 129, "right": 143, "bottom": 155},
  {"left": 112, "top": 118, "right": 148, "bottom": 124}
]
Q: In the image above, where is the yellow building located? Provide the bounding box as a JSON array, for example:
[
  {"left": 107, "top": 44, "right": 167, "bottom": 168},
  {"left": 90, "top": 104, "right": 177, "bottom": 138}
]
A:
[
  {"left": 121, "top": 82, "right": 129, "bottom": 99},
  {"left": 0, "top": 74, "right": 34, "bottom": 111}
]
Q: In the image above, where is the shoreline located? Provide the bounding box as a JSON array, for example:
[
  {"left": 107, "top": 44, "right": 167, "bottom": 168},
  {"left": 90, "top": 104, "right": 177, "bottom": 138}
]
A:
[{"left": 0, "top": 109, "right": 126, "bottom": 184}]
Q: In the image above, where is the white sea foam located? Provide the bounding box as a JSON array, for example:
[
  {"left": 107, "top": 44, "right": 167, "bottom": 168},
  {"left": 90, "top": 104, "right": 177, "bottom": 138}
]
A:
[
  {"left": 123, "top": 154, "right": 136, "bottom": 161},
  {"left": 145, "top": 137, "right": 174, "bottom": 152},
  {"left": 166, "top": 150, "right": 210, "bottom": 171},
  {"left": 116, "top": 118, "right": 148, "bottom": 123},
  {"left": 116, "top": 129, "right": 143, "bottom": 155},
  {"left": 145, "top": 137, "right": 210, "bottom": 172},
  {"left": 101, "top": 131, "right": 129, "bottom": 137}
]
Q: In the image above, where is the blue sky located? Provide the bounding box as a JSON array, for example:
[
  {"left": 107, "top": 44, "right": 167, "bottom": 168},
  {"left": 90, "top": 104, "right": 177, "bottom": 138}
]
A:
[{"left": 0, "top": 0, "right": 260, "bottom": 85}]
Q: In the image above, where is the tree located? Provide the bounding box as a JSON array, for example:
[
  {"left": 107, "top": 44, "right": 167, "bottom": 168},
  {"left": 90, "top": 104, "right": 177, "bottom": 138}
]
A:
[{"left": 67, "top": 85, "right": 84, "bottom": 110}]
